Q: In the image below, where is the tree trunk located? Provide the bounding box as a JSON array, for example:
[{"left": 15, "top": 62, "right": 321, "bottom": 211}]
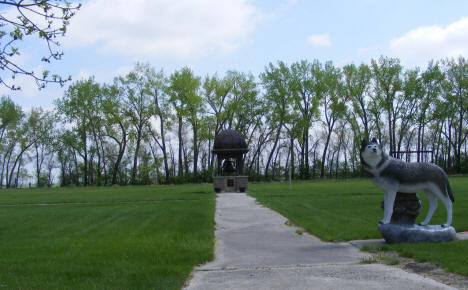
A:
[
  {"left": 290, "top": 136, "right": 295, "bottom": 180},
  {"left": 344, "top": 146, "right": 348, "bottom": 177},
  {"left": 5, "top": 148, "right": 12, "bottom": 188},
  {"left": 8, "top": 142, "right": 34, "bottom": 188},
  {"left": 447, "top": 120, "right": 452, "bottom": 171},
  {"left": 193, "top": 126, "right": 199, "bottom": 176},
  {"left": 35, "top": 142, "right": 42, "bottom": 186},
  {"left": 304, "top": 128, "right": 310, "bottom": 179},
  {"left": 456, "top": 111, "right": 464, "bottom": 173},
  {"left": 392, "top": 115, "right": 397, "bottom": 157},
  {"left": 15, "top": 157, "right": 22, "bottom": 188},
  {"left": 183, "top": 145, "right": 189, "bottom": 175},
  {"left": 387, "top": 112, "right": 393, "bottom": 156},
  {"left": 320, "top": 123, "right": 334, "bottom": 178},
  {"left": 177, "top": 116, "right": 183, "bottom": 177},
  {"left": 82, "top": 128, "right": 88, "bottom": 186},
  {"left": 361, "top": 100, "right": 369, "bottom": 140},
  {"left": 160, "top": 117, "right": 170, "bottom": 182},
  {"left": 335, "top": 143, "right": 341, "bottom": 179},
  {"left": 154, "top": 91, "right": 170, "bottom": 182},
  {"left": 109, "top": 121, "right": 126, "bottom": 185},
  {"left": 0, "top": 145, "right": 14, "bottom": 188},
  {"left": 264, "top": 122, "right": 283, "bottom": 179},
  {"left": 300, "top": 134, "right": 305, "bottom": 179},
  {"left": 132, "top": 125, "right": 142, "bottom": 184},
  {"left": 92, "top": 127, "right": 102, "bottom": 185}
]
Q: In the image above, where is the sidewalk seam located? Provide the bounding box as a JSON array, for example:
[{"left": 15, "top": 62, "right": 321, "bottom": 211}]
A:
[{"left": 196, "top": 261, "right": 363, "bottom": 272}]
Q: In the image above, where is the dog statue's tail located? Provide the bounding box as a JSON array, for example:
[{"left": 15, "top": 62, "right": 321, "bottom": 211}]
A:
[
  {"left": 446, "top": 182, "right": 455, "bottom": 202},
  {"left": 440, "top": 167, "right": 455, "bottom": 202}
]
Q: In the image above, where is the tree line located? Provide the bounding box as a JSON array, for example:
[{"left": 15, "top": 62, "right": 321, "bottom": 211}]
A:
[{"left": 1, "top": 56, "right": 467, "bottom": 187}]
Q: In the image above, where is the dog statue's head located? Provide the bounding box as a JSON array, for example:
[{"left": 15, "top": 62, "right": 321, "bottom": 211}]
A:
[{"left": 360, "top": 138, "right": 383, "bottom": 166}]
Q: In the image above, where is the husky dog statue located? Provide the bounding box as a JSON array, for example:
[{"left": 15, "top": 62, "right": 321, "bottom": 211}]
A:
[{"left": 360, "top": 138, "right": 454, "bottom": 227}]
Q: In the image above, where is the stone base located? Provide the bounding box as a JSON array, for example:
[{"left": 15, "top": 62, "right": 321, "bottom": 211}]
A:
[
  {"left": 213, "top": 176, "right": 248, "bottom": 193},
  {"left": 378, "top": 223, "right": 456, "bottom": 244}
]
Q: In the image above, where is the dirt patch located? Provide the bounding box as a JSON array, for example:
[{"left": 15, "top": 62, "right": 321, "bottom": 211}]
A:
[{"left": 369, "top": 251, "right": 468, "bottom": 289}]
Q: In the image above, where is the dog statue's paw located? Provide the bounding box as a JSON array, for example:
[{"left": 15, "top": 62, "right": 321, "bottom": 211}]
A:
[
  {"left": 378, "top": 220, "right": 387, "bottom": 225},
  {"left": 418, "top": 222, "right": 427, "bottom": 226},
  {"left": 441, "top": 224, "right": 448, "bottom": 228}
]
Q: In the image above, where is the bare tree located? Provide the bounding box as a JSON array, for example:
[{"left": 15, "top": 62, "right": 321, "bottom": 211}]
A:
[{"left": 0, "top": 0, "right": 81, "bottom": 89}]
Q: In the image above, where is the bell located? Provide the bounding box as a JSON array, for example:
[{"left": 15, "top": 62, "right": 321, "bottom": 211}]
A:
[{"left": 222, "top": 159, "right": 236, "bottom": 173}]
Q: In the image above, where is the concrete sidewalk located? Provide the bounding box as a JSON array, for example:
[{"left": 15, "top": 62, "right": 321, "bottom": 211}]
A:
[{"left": 184, "top": 193, "right": 455, "bottom": 290}]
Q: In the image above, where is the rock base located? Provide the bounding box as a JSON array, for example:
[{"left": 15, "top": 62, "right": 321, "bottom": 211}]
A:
[
  {"left": 381, "top": 193, "right": 421, "bottom": 224},
  {"left": 378, "top": 223, "right": 456, "bottom": 244}
]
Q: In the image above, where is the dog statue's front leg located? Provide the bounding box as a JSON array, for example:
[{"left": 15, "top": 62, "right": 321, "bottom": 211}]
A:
[{"left": 380, "top": 190, "right": 397, "bottom": 224}]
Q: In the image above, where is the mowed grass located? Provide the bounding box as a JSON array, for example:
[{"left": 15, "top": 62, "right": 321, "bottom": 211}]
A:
[
  {"left": 0, "top": 184, "right": 215, "bottom": 289},
  {"left": 249, "top": 177, "right": 468, "bottom": 276},
  {"left": 0, "top": 184, "right": 213, "bottom": 204},
  {"left": 250, "top": 179, "right": 387, "bottom": 241},
  {"left": 249, "top": 178, "right": 468, "bottom": 241},
  {"left": 372, "top": 241, "right": 468, "bottom": 276}
]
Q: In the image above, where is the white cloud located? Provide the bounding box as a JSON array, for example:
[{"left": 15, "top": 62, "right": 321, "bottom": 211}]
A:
[
  {"left": 71, "top": 64, "right": 134, "bottom": 85},
  {"left": 307, "top": 33, "right": 332, "bottom": 47},
  {"left": 74, "top": 70, "right": 93, "bottom": 82},
  {"left": 0, "top": 71, "right": 63, "bottom": 109},
  {"left": 114, "top": 65, "right": 134, "bottom": 78},
  {"left": 390, "top": 17, "right": 468, "bottom": 63},
  {"left": 65, "top": 0, "right": 261, "bottom": 60}
]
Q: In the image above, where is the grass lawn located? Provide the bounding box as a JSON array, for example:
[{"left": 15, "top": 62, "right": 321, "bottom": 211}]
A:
[
  {"left": 0, "top": 184, "right": 215, "bottom": 289},
  {"left": 249, "top": 177, "right": 468, "bottom": 276},
  {"left": 369, "top": 241, "right": 468, "bottom": 276}
]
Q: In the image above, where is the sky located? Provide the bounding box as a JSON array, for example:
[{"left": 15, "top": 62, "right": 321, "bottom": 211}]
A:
[{"left": 2, "top": 0, "right": 468, "bottom": 109}]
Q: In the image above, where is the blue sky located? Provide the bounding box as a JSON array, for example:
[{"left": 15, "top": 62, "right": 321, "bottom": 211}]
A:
[{"left": 2, "top": 0, "right": 468, "bottom": 109}]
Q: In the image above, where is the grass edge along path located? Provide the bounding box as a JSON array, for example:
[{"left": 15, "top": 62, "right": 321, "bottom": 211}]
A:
[
  {"left": 363, "top": 241, "right": 468, "bottom": 277},
  {"left": 0, "top": 184, "right": 215, "bottom": 289},
  {"left": 249, "top": 178, "right": 468, "bottom": 277}
]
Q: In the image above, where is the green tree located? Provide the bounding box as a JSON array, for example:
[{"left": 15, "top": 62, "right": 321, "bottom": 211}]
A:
[
  {"left": 371, "top": 56, "right": 403, "bottom": 154},
  {"left": 225, "top": 71, "right": 263, "bottom": 177},
  {"left": 290, "top": 60, "right": 322, "bottom": 179},
  {"left": 395, "top": 68, "right": 421, "bottom": 157},
  {"left": 203, "top": 73, "right": 230, "bottom": 169},
  {"left": 260, "top": 61, "right": 294, "bottom": 179},
  {"left": 167, "top": 67, "right": 201, "bottom": 177},
  {"left": 0, "top": 95, "right": 22, "bottom": 141},
  {"left": 56, "top": 129, "right": 80, "bottom": 186},
  {"left": 55, "top": 77, "right": 102, "bottom": 186},
  {"left": 420, "top": 62, "right": 444, "bottom": 163},
  {"left": 101, "top": 84, "right": 129, "bottom": 185},
  {"left": 203, "top": 71, "right": 264, "bottom": 176},
  {"left": 224, "top": 71, "right": 259, "bottom": 133},
  {"left": 29, "top": 107, "right": 56, "bottom": 186},
  {"left": 0, "top": 96, "right": 22, "bottom": 187},
  {"left": 342, "top": 63, "right": 372, "bottom": 171},
  {"left": 5, "top": 110, "right": 42, "bottom": 187},
  {"left": 342, "top": 63, "right": 372, "bottom": 140},
  {"left": 144, "top": 66, "right": 172, "bottom": 182},
  {"left": 416, "top": 62, "right": 443, "bottom": 161},
  {"left": 116, "top": 64, "right": 154, "bottom": 184},
  {"left": 440, "top": 57, "right": 468, "bottom": 172},
  {"left": 319, "top": 61, "right": 346, "bottom": 178},
  {"left": 203, "top": 74, "right": 232, "bottom": 138}
]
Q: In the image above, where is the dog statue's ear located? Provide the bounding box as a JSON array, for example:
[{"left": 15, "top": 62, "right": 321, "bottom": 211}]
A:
[
  {"left": 361, "top": 139, "right": 367, "bottom": 150},
  {"left": 371, "top": 137, "right": 377, "bottom": 143}
]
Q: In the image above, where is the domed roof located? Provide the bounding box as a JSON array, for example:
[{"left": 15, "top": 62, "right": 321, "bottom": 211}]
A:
[{"left": 212, "top": 129, "right": 249, "bottom": 156}]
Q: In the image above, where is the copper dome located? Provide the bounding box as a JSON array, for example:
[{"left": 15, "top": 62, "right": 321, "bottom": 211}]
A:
[{"left": 212, "top": 129, "right": 249, "bottom": 157}]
